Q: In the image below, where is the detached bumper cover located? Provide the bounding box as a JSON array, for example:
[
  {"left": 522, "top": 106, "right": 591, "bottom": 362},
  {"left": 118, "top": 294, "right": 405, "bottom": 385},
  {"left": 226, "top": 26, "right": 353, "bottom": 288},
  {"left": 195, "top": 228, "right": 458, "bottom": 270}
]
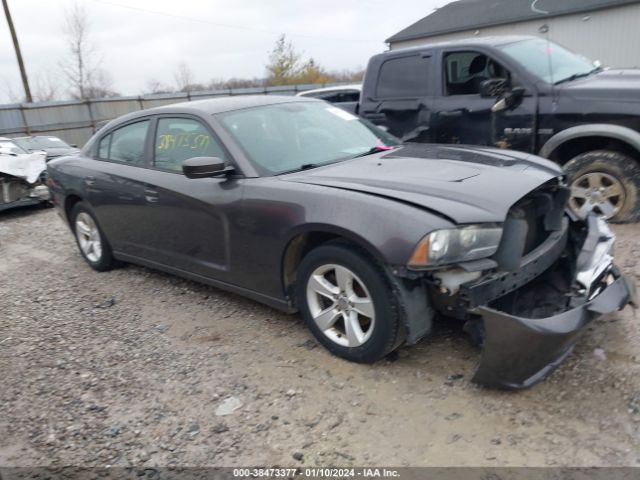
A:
[
  {"left": 473, "top": 268, "right": 635, "bottom": 389},
  {"left": 471, "top": 216, "right": 636, "bottom": 389}
]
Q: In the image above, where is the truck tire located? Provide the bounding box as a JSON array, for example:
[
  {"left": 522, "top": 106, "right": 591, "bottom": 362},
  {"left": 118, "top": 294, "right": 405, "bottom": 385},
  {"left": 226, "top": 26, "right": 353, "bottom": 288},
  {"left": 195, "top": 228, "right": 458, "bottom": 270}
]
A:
[
  {"left": 564, "top": 150, "right": 640, "bottom": 223},
  {"left": 296, "top": 242, "right": 401, "bottom": 363}
]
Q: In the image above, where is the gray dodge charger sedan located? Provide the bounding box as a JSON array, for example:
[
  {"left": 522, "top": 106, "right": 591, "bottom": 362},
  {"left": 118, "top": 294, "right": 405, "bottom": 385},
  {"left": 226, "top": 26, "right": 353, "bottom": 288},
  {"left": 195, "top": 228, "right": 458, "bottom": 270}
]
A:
[{"left": 46, "top": 95, "right": 636, "bottom": 389}]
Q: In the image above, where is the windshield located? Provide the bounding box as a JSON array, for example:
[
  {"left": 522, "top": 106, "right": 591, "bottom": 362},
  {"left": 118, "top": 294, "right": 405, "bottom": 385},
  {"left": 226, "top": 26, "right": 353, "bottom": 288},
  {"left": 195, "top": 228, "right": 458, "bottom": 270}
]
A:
[
  {"left": 216, "top": 102, "right": 399, "bottom": 175},
  {"left": 0, "top": 139, "right": 28, "bottom": 155},
  {"left": 15, "top": 136, "right": 71, "bottom": 150},
  {"left": 498, "top": 38, "right": 598, "bottom": 84}
]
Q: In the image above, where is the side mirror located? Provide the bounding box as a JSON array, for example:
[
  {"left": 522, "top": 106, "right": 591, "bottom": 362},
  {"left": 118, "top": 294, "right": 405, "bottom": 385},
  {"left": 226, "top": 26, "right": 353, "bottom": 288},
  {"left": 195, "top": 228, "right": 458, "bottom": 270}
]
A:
[
  {"left": 182, "top": 157, "right": 234, "bottom": 179},
  {"left": 491, "top": 86, "right": 526, "bottom": 113},
  {"left": 70, "top": 144, "right": 78, "bottom": 148},
  {"left": 480, "top": 78, "right": 509, "bottom": 98}
]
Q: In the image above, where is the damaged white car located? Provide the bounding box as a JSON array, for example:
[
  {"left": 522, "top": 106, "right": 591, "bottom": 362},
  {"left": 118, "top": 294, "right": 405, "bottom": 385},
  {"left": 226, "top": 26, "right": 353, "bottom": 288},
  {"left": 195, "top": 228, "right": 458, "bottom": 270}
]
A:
[{"left": 0, "top": 137, "right": 50, "bottom": 212}]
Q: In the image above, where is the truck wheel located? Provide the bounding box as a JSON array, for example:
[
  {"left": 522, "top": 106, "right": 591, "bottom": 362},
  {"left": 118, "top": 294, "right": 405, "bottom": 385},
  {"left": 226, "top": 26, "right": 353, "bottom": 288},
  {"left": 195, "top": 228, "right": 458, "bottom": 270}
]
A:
[
  {"left": 71, "top": 202, "right": 116, "bottom": 271},
  {"left": 296, "top": 243, "right": 401, "bottom": 363},
  {"left": 564, "top": 150, "right": 640, "bottom": 223}
]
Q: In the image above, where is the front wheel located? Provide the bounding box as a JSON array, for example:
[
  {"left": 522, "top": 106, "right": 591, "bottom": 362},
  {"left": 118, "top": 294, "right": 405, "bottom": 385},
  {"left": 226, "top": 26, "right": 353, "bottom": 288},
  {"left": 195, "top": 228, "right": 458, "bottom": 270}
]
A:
[
  {"left": 296, "top": 243, "right": 401, "bottom": 363},
  {"left": 564, "top": 150, "right": 640, "bottom": 223}
]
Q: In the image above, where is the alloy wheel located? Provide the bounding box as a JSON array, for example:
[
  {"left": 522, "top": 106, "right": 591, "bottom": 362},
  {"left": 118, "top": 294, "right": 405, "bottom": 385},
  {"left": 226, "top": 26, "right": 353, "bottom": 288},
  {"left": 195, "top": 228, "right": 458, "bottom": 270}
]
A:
[
  {"left": 306, "top": 263, "right": 376, "bottom": 348},
  {"left": 75, "top": 212, "right": 103, "bottom": 263},
  {"left": 569, "top": 171, "right": 625, "bottom": 220}
]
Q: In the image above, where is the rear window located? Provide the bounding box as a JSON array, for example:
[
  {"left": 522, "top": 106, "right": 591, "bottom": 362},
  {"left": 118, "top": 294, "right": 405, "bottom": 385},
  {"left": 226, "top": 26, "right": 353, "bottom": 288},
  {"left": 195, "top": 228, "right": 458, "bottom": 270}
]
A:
[
  {"left": 97, "top": 120, "right": 150, "bottom": 164},
  {"left": 375, "top": 55, "right": 430, "bottom": 98}
]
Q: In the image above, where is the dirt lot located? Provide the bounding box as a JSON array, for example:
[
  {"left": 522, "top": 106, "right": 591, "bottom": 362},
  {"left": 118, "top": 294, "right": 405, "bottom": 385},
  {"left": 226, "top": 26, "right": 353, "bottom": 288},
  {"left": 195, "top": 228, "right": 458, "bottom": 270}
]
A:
[{"left": 1, "top": 206, "right": 639, "bottom": 468}]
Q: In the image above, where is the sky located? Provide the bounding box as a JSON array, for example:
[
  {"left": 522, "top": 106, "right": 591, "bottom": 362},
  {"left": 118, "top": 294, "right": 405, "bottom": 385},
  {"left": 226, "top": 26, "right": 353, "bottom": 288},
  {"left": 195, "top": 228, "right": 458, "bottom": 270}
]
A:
[{"left": 0, "top": 0, "right": 446, "bottom": 103}]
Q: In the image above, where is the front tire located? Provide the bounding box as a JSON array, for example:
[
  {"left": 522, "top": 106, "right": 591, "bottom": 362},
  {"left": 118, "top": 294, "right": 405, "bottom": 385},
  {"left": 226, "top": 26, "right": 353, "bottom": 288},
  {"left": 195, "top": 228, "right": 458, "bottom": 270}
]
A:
[
  {"left": 564, "top": 150, "right": 640, "bottom": 223},
  {"left": 71, "top": 202, "right": 116, "bottom": 271},
  {"left": 296, "top": 243, "right": 401, "bottom": 363}
]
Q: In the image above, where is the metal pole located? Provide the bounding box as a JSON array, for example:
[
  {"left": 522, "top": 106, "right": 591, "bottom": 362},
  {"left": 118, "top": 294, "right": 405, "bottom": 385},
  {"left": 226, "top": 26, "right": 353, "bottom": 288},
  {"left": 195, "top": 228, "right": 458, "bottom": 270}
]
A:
[{"left": 2, "top": 0, "right": 32, "bottom": 103}]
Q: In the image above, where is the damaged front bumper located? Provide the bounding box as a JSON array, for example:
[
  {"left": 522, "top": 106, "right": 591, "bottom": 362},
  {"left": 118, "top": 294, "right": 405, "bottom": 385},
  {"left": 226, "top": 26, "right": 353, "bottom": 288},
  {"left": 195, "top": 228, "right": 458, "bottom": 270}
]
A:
[
  {"left": 1, "top": 151, "right": 50, "bottom": 212},
  {"left": 474, "top": 215, "right": 636, "bottom": 389},
  {"left": 473, "top": 265, "right": 635, "bottom": 389},
  {"left": 0, "top": 178, "right": 50, "bottom": 212},
  {"left": 432, "top": 215, "right": 636, "bottom": 389}
]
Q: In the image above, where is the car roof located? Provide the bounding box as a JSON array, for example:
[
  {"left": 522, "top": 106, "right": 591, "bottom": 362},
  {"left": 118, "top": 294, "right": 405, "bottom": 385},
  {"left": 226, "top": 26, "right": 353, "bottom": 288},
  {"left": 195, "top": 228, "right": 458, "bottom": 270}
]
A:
[
  {"left": 380, "top": 35, "right": 535, "bottom": 56},
  {"left": 297, "top": 84, "right": 362, "bottom": 97},
  {"left": 101, "top": 95, "right": 321, "bottom": 129}
]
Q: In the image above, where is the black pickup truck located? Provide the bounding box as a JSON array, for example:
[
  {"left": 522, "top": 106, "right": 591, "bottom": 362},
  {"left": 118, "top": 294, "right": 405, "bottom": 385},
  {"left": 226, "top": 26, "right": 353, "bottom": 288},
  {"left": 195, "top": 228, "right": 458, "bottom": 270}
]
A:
[{"left": 359, "top": 35, "right": 640, "bottom": 223}]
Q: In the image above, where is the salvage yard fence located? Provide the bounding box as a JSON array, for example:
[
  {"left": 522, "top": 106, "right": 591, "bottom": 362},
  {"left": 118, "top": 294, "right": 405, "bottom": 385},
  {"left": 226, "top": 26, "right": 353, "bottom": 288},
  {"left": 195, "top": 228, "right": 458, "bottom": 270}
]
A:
[{"left": 0, "top": 83, "right": 348, "bottom": 147}]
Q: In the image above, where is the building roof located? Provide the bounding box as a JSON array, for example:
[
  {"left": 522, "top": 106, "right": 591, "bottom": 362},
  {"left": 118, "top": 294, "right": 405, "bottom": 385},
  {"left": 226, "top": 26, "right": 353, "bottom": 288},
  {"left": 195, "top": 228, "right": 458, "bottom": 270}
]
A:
[{"left": 386, "top": 0, "right": 640, "bottom": 43}]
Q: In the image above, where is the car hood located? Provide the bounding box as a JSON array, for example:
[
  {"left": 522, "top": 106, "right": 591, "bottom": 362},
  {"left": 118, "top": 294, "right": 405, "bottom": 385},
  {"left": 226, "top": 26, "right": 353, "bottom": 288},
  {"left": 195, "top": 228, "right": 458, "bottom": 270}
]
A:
[
  {"left": 281, "top": 144, "right": 562, "bottom": 224},
  {"left": 0, "top": 151, "right": 47, "bottom": 184},
  {"left": 560, "top": 69, "right": 640, "bottom": 102}
]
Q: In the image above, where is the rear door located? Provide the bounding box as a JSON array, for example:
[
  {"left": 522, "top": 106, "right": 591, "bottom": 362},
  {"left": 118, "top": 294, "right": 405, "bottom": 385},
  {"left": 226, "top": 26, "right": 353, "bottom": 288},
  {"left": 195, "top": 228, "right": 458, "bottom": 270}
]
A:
[
  {"left": 139, "top": 115, "right": 244, "bottom": 282},
  {"left": 432, "top": 48, "right": 537, "bottom": 152},
  {"left": 86, "top": 119, "right": 153, "bottom": 257},
  {"left": 360, "top": 53, "right": 435, "bottom": 142}
]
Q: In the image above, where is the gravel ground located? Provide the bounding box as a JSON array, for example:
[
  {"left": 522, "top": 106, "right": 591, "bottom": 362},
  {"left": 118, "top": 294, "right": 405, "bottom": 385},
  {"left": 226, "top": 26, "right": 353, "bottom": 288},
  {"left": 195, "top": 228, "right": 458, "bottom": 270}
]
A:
[{"left": 1, "top": 206, "right": 639, "bottom": 468}]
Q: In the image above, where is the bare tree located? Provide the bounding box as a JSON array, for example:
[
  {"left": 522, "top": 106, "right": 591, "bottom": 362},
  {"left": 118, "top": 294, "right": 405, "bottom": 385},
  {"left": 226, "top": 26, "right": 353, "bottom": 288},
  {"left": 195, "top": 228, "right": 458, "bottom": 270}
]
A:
[
  {"left": 86, "top": 71, "right": 118, "bottom": 98},
  {"left": 32, "top": 72, "right": 60, "bottom": 102},
  {"left": 1, "top": 77, "right": 22, "bottom": 103},
  {"left": 145, "top": 78, "right": 173, "bottom": 94},
  {"left": 60, "top": 2, "right": 93, "bottom": 98},
  {"left": 60, "top": 2, "right": 115, "bottom": 99},
  {"left": 208, "top": 77, "right": 265, "bottom": 90},
  {"left": 174, "top": 62, "right": 204, "bottom": 93}
]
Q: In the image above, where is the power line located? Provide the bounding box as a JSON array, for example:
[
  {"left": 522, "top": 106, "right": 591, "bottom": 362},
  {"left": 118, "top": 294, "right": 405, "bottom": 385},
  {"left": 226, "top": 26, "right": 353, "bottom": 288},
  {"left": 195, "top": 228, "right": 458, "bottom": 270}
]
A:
[{"left": 92, "top": 0, "right": 381, "bottom": 44}]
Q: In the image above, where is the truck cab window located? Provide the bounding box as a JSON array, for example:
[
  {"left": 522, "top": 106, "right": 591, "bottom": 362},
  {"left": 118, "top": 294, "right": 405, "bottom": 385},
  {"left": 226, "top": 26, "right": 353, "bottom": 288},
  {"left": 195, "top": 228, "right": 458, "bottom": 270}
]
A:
[
  {"left": 444, "top": 51, "right": 510, "bottom": 96},
  {"left": 375, "top": 55, "right": 429, "bottom": 98}
]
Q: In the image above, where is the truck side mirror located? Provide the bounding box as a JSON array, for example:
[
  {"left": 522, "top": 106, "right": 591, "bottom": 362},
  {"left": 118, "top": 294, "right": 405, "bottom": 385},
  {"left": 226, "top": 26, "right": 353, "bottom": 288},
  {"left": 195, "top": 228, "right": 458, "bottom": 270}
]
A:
[
  {"left": 480, "top": 78, "right": 509, "bottom": 98},
  {"left": 491, "top": 86, "right": 526, "bottom": 113}
]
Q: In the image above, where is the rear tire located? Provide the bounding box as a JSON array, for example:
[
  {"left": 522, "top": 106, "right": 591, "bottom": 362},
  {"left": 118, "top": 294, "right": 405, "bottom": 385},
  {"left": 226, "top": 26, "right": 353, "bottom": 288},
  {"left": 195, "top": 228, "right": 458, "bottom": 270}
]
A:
[
  {"left": 564, "top": 150, "right": 640, "bottom": 223},
  {"left": 296, "top": 243, "right": 401, "bottom": 363},
  {"left": 71, "top": 202, "right": 116, "bottom": 271}
]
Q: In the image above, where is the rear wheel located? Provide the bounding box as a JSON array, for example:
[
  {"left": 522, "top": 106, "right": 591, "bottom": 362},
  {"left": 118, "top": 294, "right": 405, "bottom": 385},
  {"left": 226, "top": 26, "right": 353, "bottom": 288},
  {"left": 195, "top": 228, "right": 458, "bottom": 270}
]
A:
[
  {"left": 296, "top": 243, "right": 401, "bottom": 363},
  {"left": 564, "top": 150, "right": 640, "bottom": 223},
  {"left": 71, "top": 202, "right": 116, "bottom": 271}
]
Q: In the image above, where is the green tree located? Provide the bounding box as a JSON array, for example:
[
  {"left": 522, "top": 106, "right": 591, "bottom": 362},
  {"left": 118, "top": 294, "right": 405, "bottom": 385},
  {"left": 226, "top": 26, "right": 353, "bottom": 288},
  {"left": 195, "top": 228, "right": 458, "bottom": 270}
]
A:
[
  {"left": 294, "top": 58, "right": 333, "bottom": 84},
  {"left": 265, "top": 34, "right": 303, "bottom": 85}
]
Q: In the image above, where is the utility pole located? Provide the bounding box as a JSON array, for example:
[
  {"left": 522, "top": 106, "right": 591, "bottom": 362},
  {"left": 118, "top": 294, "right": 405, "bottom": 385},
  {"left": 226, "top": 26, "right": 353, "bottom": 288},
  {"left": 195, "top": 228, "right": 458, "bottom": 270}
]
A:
[{"left": 2, "top": 0, "right": 33, "bottom": 103}]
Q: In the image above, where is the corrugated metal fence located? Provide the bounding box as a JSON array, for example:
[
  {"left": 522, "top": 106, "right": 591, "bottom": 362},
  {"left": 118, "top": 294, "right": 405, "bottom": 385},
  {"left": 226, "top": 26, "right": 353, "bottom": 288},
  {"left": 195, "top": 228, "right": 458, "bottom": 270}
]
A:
[{"left": 0, "top": 83, "right": 344, "bottom": 147}]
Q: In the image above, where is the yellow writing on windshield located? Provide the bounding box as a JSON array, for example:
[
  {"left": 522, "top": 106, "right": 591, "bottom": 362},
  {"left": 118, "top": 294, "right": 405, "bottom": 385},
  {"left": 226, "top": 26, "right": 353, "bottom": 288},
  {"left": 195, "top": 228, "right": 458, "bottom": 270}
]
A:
[{"left": 157, "top": 133, "right": 211, "bottom": 151}]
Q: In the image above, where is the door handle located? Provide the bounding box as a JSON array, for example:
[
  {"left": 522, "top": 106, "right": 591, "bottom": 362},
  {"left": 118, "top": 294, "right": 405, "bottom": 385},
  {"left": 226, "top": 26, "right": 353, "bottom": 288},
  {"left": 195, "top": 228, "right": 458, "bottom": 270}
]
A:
[
  {"left": 85, "top": 176, "right": 96, "bottom": 186},
  {"left": 439, "top": 109, "right": 465, "bottom": 117}
]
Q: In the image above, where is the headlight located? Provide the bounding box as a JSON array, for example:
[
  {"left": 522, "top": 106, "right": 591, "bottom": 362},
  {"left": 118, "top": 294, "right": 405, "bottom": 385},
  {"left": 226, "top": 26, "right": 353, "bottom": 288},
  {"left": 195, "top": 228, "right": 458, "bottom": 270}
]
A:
[{"left": 408, "top": 224, "right": 503, "bottom": 268}]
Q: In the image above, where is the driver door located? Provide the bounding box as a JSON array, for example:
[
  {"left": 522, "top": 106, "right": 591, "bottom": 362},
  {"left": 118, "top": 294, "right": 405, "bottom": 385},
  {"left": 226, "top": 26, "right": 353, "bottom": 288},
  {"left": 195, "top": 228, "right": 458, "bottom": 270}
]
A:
[
  {"left": 432, "top": 49, "right": 536, "bottom": 153},
  {"left": 138, "top": 115, "right": 244, "bottom": 283}
]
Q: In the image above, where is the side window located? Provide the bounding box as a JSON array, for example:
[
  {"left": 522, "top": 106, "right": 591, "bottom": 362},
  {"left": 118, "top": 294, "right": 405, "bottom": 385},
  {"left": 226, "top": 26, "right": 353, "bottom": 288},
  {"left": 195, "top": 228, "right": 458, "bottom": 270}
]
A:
[
  {"left": 339, "top": 90, "right": 360, "bottom": 103},
  {"left": 444, "top": 51, "right": 510, "bottom": 96},
  {"left": 375, "top": 55, "right": 429, "bottom": 98},
  {"left": 154, "top": 118, "right": 226, "bottom": 172},
  {"left": 98, "top": 135, "right": 110, "bottom": 158},
  {"left": 97, "top": 120, "right": 150, "bottom": 164}
]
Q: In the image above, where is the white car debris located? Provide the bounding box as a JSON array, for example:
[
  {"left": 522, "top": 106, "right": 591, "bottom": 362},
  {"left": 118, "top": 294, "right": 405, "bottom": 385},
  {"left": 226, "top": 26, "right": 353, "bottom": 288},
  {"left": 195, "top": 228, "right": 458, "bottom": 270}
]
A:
[{"left": 0, "top": 137, "right": 50, "bottom": 212}]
